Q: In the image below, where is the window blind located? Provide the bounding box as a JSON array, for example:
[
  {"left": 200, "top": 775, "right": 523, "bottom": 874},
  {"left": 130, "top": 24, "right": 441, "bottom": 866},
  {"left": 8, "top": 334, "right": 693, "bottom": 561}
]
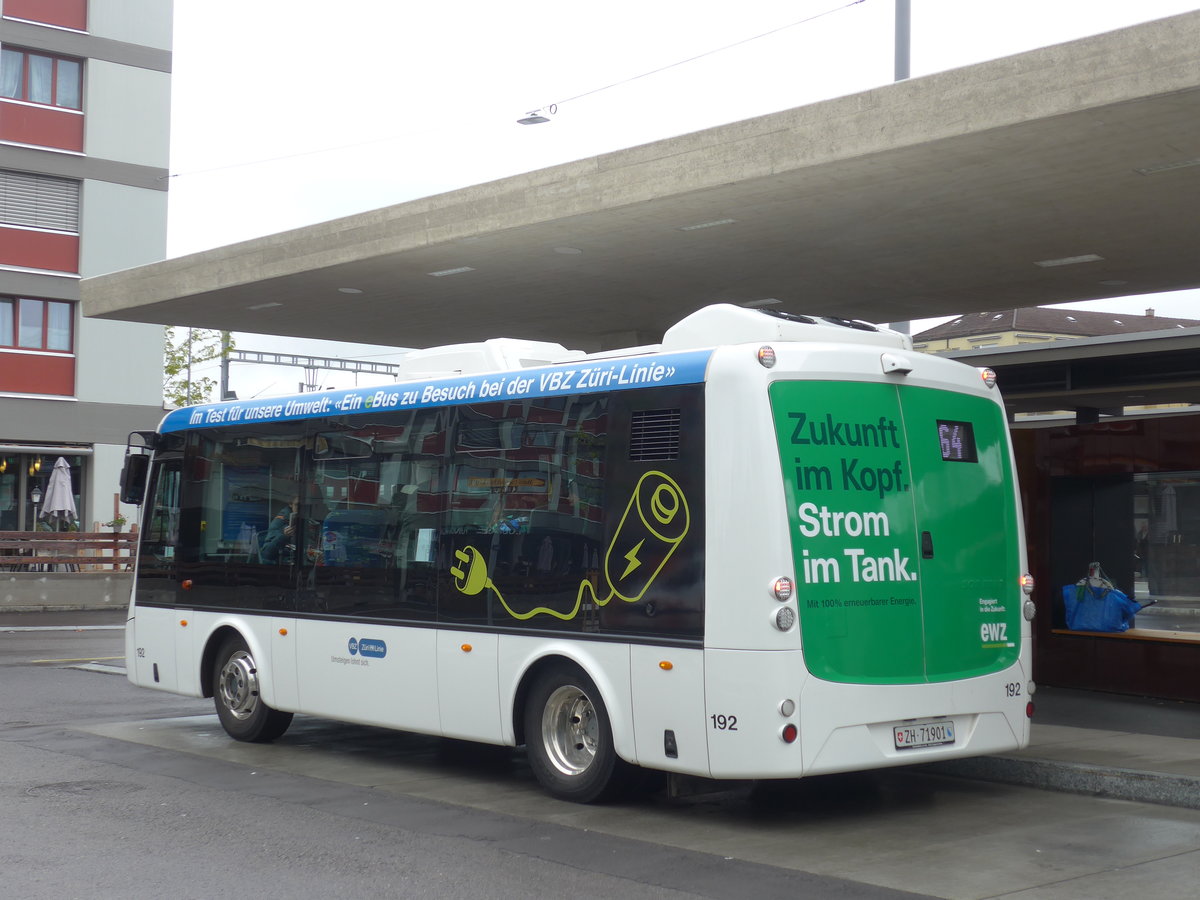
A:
[{"left": 0, "top": 169, "right": 80, "bottom": 232}]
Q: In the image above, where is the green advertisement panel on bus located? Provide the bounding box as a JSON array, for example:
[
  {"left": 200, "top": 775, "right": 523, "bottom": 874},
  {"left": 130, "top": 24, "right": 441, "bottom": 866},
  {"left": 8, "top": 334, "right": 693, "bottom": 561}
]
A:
[{"left": 770, "top": 380, "right": 1021, "bottom": 684}]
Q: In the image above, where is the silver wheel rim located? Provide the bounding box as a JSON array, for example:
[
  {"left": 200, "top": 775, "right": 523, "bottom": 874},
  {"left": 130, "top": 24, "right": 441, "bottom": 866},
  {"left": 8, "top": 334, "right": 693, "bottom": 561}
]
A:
[
  {"left": 218, "top": 650, "right": 259, "bottom": 721},
  {"left": 541, "top": 684, "right": 598, "bottom": 777}
]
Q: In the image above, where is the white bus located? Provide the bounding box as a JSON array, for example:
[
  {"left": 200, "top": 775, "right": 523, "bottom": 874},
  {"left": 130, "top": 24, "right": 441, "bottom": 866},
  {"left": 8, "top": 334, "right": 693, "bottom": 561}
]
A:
[{"left": 120, "top": 304, "right": 1035, "bottom": 802}]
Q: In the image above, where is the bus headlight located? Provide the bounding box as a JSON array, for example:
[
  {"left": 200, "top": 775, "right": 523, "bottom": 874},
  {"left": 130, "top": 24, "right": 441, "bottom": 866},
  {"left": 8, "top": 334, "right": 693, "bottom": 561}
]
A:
[
  {"left": 771, "top": 576, "right": 794, "bottom": 602},
  {"left": 1023, "top": 599, "right": 1037, "bottom": 621},
  {"left": 774, "top": 607, "right": 796, "bottom": 631}
]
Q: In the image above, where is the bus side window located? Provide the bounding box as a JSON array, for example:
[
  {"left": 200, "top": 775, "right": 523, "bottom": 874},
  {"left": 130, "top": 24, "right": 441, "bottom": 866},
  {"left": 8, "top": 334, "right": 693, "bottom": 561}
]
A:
[
  {"left": 141, "top": 458, "right": 181, "bottom": 570},
  {"left": 188, "top": 432, "right": 304, "bottom": 566}
]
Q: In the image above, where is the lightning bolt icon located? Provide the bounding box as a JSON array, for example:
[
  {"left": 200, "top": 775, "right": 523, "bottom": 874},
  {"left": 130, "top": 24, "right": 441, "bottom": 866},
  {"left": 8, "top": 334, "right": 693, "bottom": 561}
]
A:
[{"left": 620, "top": 539, "right": 645, "bottom": 581}]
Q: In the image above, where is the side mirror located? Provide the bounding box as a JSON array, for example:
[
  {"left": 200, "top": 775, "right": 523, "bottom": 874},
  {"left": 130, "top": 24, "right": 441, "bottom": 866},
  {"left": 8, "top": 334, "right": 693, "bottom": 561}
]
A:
[{"left": 120, "top": 452, "right": 150, "bottom": 505}]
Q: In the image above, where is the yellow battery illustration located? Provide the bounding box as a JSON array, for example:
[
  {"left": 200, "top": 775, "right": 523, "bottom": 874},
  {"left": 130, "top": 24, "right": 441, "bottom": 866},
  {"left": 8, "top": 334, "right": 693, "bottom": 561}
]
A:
[
  {"left": 604, "top": 471, "right": 690, "bottom": 603},
  {"left": 450, "top": 469, "right": 690, "bottom": 621}
]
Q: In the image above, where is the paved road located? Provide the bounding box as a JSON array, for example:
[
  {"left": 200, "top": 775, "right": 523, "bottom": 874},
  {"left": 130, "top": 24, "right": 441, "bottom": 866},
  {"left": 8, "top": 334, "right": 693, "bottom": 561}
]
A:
[{"left": 3, "top": 611, "right": 1199, "bottom": 899}]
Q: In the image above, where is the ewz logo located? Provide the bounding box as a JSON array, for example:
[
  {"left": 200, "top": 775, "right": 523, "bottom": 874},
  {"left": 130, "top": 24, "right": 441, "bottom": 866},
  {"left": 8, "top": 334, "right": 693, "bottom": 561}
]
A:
[
  {"left": 980, "top": 622, "right": 1008, "bottom": 642},
  {"left": 348, "top": 637, "right": 387, "bottom": 658}
]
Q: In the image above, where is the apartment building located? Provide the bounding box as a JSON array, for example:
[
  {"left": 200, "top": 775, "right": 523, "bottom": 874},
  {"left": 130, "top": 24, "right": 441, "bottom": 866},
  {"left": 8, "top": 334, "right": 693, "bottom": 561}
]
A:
[{"left": 1, "top": 0, "right": 170, "bottom": 531}]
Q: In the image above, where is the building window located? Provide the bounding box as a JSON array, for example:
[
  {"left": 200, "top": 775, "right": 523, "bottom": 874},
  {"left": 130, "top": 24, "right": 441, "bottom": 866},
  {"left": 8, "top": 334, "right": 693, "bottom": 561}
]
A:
[
  {"left": 0, "top": 47, "right": 82, "bottom": 110},
  {"left": 1136, "top": 472, "right": 1200, "bottom": 609},
  {"left": 0, "top": 170, "right": 81, "bottom": 233},
  {"left": 1, "top": 297, "right": 73, "bottom": 352},
  {"left": 0, "top": 452, "right": 86, "bottom": 532}
]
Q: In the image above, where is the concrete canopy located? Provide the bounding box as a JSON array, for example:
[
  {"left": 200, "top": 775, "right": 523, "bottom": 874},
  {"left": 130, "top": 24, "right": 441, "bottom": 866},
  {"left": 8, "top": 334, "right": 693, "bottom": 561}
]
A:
[{"left": 83, "top": 11, "right": 1200, "bottom": 352}]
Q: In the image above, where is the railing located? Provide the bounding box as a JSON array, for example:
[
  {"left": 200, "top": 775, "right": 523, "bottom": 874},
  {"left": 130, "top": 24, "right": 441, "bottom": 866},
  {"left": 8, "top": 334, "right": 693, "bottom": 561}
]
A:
[{"left": 0, "top": 530, "right": 138, "bottom": 571}]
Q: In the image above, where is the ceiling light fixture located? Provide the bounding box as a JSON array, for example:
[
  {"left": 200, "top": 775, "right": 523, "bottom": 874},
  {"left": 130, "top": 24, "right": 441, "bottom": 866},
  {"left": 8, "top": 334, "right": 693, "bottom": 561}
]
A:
[
  {"left": 427, "top": 266, "right": 475, "bottom": 277},
  {"left": 517, "top": 104, "right": 556, "bottom": 125},
  {"left": 1033, "top": 254, "right": 1104, "bottom": 268},
  {"left": 679, "top": 218, "right": 737, "bottom": 232},
  {"left": 337, "top": 287, "right": 363, "bottom": 294},
  {"left": 247, "top": 301, "right": 283, "bottom": 310}
]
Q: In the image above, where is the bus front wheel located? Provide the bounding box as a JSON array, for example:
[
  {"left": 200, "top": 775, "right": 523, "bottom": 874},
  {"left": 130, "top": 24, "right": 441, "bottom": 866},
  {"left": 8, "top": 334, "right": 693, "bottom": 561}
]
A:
[
  {"left": 212, "top": 636, "right": 293, "bottom": 743},
  {"left": 524, "top": 663, "right": 632, "bottom": 803}
]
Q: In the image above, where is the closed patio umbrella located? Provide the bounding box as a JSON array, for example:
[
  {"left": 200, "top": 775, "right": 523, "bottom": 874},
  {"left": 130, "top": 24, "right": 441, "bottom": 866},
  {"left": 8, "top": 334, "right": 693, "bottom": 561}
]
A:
[{"left": 40, "top": 456, "right": 77, "bottom": 531}]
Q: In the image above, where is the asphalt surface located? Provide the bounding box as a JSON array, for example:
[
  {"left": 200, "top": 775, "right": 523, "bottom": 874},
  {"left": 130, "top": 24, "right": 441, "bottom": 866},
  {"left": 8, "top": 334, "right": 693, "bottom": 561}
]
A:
[
  {"left": 5, "top": 608, "right": 1200, "bottom": 809},
  {"left": 4, "top": 608, "right": 1200, "bottom": 899}
]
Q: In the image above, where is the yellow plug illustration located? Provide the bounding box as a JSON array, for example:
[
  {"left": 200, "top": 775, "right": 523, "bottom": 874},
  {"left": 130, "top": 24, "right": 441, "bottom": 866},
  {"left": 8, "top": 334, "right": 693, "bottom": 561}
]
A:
[
  {"left": 448, "top": 471, "right": 691, "bottom": 622},
  {"left": 451, "top": 546, "right": 493, "bottom": 595}
]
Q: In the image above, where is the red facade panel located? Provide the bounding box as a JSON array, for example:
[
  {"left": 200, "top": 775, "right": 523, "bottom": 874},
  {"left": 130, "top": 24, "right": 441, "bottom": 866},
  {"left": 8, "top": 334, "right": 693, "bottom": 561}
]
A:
[
  {"left": 0, "top": 226, "right": 79, "bottom": 273},
  {"left": 2, "top": 0, "right": 87, "bottom": 30},
  {"left": 0, "top": 100, "right": 84, "bottom": 152},
  {"left": 0, "top": 351, "right": 75, "bottom": 395}
]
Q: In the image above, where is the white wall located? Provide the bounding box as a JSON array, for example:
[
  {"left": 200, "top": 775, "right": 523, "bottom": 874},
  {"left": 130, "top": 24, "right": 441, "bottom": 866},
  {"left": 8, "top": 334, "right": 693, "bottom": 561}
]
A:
[
  {"left": 76, "top": 178, "right": 168, "bottom": 407},
  {"left": 79, "top": 179, "right": 168, "bottom": 275},
  {"left": 88, "top": 441, "right": 139, "bottom": 530},
  {"left": 87, "top": 0, "right": 174, "bottom": 51},
  {"left": 84, "top": 60, "right": 171, "bottom": 168},
  {"left": 74, "top": 317, "right": 165, "bottom": 406}
]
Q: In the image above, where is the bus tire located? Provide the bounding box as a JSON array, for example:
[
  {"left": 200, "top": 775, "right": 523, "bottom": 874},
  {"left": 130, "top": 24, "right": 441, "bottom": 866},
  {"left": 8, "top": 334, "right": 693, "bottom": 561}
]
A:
[
  {"left": 212, "top": 636, "right": 293, "bottom": 743},
  {"left": 524, "top": 663, "right": 631, "bottom": 803}
]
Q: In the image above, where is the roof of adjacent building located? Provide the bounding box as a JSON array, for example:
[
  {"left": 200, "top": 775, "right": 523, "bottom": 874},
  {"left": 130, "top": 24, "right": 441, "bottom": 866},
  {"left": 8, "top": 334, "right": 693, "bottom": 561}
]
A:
[{"left": 913, "top": 307, "right": 1200, "bottom": 342}]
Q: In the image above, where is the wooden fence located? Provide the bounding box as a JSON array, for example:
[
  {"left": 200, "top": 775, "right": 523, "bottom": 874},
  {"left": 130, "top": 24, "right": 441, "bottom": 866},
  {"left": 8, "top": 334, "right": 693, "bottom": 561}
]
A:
[{"left": 0, "top": 530, "right": 138, "bottom": 571}]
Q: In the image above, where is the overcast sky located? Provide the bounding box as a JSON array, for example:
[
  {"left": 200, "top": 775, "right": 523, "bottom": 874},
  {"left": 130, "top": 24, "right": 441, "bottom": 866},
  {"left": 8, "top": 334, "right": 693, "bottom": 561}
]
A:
[{"left": 165, "top": 0, "right": 1200, "bottom": 399}]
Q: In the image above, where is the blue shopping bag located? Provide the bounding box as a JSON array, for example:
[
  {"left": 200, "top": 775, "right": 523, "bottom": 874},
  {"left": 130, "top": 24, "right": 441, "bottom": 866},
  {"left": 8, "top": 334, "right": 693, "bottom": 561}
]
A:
[{"left": 1062, "top": 582, "right": 1141, "bottom": 632}]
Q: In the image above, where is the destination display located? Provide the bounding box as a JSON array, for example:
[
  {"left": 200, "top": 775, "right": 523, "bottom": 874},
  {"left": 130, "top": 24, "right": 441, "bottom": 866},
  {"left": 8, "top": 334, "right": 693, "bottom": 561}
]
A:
[
  {"left": 937, "top": 419, "right": 978, "bottom": 463},
  {"left": 159, "top": 349, "right": 714, "bottom": 433}
]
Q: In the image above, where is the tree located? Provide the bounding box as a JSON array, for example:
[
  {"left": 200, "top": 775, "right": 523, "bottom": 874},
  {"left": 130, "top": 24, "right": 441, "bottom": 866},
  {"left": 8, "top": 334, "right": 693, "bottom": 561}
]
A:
[{"left": 164, "top": 328, "right": 234, "bottom": 407}]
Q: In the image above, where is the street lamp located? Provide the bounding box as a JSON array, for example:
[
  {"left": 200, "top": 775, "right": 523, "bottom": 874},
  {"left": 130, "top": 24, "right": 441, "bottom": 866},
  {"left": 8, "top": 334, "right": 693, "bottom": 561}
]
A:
[{"left": 31, "top": 485, "right": 42, "bottom": 529}]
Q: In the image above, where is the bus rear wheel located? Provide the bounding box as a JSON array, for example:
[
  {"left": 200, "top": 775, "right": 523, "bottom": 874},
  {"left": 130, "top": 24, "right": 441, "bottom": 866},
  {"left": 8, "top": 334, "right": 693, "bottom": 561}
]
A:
[
  {"left": 212, "top": 636, "right": 293, "bottom": 743},
  {"left": 524, "top": 663, "right": 632, "bottom": 803}
]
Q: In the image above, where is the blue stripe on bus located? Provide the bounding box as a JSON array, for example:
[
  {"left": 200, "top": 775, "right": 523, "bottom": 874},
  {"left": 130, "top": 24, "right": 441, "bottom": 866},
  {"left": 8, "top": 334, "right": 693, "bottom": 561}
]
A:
[{"left": 160, "top": 349, "right": 714, "bottom": 433}]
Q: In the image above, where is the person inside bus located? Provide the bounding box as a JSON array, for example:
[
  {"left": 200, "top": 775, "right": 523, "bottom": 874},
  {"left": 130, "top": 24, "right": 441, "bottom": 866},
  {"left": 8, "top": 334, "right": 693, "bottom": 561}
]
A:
[{"left": 260, "top": 496, "right": 298, "bottom": 563}]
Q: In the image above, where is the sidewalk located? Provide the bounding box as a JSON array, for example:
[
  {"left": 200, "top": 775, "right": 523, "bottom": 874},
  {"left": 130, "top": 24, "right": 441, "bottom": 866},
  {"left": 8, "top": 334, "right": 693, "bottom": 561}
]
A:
[
  {"left": 0, "top": 608, "right": 127, "bottom": 628},
  {"left": 923, "top": 685, "right": 1200, "bottom": 810},
  {"left": 4, "top": 610, "right": 1199, "bottom": 809}
]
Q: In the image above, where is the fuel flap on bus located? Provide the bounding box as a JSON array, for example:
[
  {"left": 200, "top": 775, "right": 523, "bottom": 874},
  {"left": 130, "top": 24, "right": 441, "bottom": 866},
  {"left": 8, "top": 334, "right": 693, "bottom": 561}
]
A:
[{"left": 771, "top": 380, "right": 1021, "bottom": 684}]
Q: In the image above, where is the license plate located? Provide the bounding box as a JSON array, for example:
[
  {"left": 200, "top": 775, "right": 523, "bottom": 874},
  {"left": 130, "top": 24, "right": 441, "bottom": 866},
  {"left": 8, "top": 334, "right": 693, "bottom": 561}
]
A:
[{"left": 893, "top": 720, "right": 955, "bottom": 750}]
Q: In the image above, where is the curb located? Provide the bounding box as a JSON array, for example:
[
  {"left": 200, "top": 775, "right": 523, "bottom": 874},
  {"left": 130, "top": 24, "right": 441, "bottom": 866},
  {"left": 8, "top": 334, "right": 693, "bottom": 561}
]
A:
[
  {"left": 921, "top": 755, "right": 1200, "bottom": 810},
  {"left": 1, "top": 604, "right": 128, "bottom": 614}
]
